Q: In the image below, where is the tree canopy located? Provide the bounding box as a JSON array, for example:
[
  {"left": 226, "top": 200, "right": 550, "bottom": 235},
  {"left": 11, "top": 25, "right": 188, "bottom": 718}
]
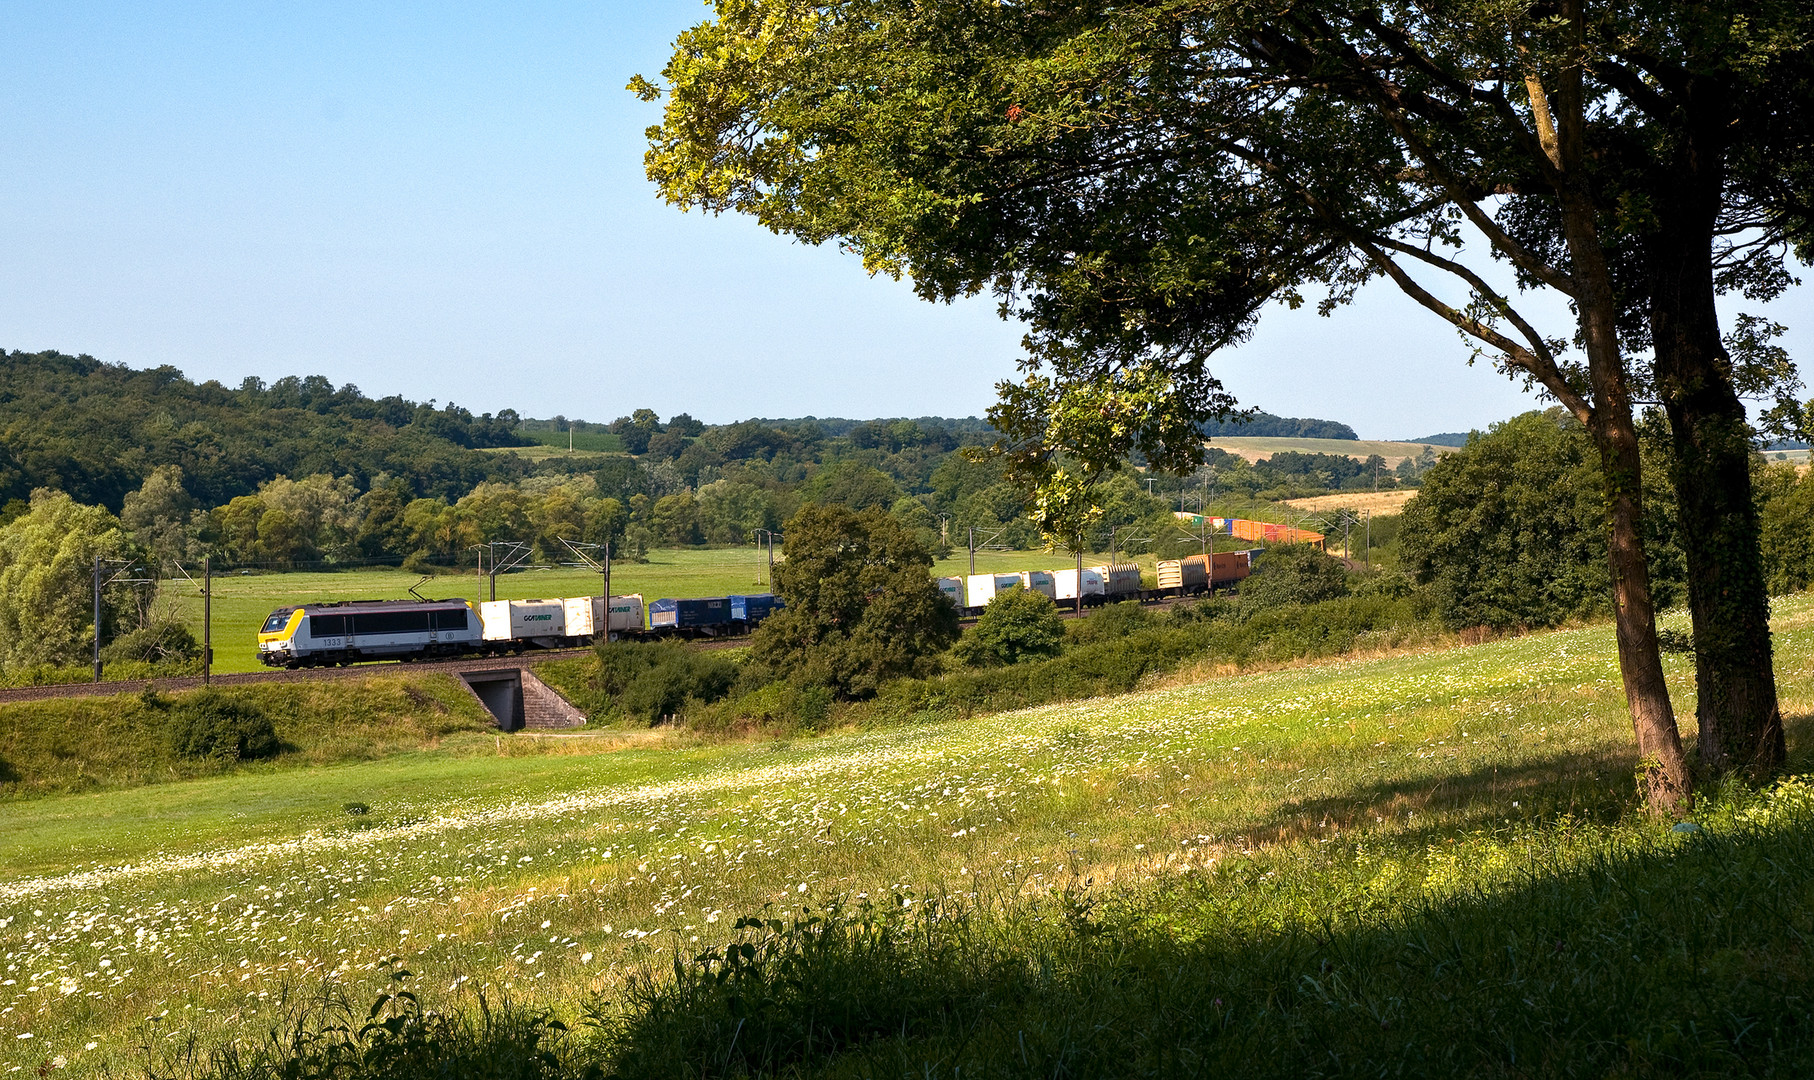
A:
[
  {"left": 751, "top": 504, "right": 960, "bottom": 697},
  {"left": 1401, "top": 410, "right": 1684, "bottom": 631},
  {"left": 639, "top": 0, "right": 1814, "bottom": 805}
]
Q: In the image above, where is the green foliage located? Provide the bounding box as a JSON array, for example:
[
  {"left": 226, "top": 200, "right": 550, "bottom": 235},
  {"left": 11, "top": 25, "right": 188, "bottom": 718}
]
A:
[
  {"left": 0, "top": 489, "right": 139, "bottom": 671},
  {"left": 1063, "top": 600, "right": 1156, "bottom": 646},
  {"left": 167, "top": 690, "right": 280, "bottom": 761},
  {"left": 0, "top": 676, "right": 490, "bottom": 799},
  {"left": 1238, "top": 544, "right": 1352, "bottom": 608},
  {"left": 1756, "top": 460, "right": 1814, "bottom": 594},
  {"left": 1401, "top": 411, "right": 1685, "bottom": 631},
  {"left": 953, "top": 587, "right": 1065, "bottom": 667},
  {"left": 591, "top": 641, "right": 737, "bottom": 725},
  {"left": 751, "top": 505, "right": 959, "bottom": 698},
  {"left": 802, "top": 459, "right": 902, "bottom": 511},
  {"left": 0, "top": 351, "right": 527, "bottom": 512},
  {"left": 99, "top": 619, "right": 201, "bottom": 665}
]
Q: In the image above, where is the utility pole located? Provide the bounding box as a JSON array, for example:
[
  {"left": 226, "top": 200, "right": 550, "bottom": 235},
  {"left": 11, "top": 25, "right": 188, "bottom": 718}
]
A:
[
  {"left": 1365, "top": 510, "right": 1372, "bottom": 571},
  {"left": 91, "top": 556, "right": 145, "bottom": 682},
  {"left": 968, "top": 527, "right": 976, "bottom": 577},
  {"left": 484, "top": 541, "right": 533, "bottom": 602},
  {"left": 754, "top": 530, "right": 779, "bottom": 587},
  {"left": 92, "top": 555, "right": 101, "bottom": 683},
  {"left": 203, "top": 555, "right": 212, "bottom": 686},
  {"left": 603, "top": 541, "right": 611, "bottom": 605}
]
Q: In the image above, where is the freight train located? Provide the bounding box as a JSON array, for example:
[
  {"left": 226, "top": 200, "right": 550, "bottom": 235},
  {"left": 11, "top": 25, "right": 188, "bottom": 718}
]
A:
[
  {"left": 256, "top": 551, "right": 1256, "bottom": 668},
  {"left": 940, "top": 552, "right": 1253, "bottom": 614},
  {"left": 255, "top": 591, "right": 783, "bottom": 668}
]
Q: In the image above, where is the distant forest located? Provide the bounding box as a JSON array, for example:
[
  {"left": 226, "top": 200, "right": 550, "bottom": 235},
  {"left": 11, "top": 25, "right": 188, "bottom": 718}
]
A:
[
  {"left": 1199, "top": 411, "right": 1359, "bottom": 440},
  {"left": 0, "top": 351, "right": 1408, "bottom": 570},
  {"left": 0, "top": 350, "right": 531, "bottom": 512}
]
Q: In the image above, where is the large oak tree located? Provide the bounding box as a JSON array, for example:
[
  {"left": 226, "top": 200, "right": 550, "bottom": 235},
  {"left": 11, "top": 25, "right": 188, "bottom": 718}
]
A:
[{"left": 638, "top": 0, "right": 1812, "bottom": 808}]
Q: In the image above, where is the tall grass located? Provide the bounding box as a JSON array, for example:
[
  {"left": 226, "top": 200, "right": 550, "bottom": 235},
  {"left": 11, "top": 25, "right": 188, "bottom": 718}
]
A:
[
  {"left": 592, "top": 779, "right": 1814, "bottom": 1078},
  {"left": 170, "top": 779, "right": 1814, "bottom": 1078},
  {"left": 6, "top": 598, "right": 1810, "bottom": 1076}
]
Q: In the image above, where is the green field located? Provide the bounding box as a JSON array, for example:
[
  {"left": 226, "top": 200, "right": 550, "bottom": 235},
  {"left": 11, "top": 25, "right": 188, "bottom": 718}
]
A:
[
  {"left": 475, "top": 443, "right": 621, "bottom": 463},
  {"left": 1210, "top": 434, "right": 1460, "bottom": 465},
  {"left": 167, "top": 548, "right": 1123, "bottom": 673},
  {"left": 5, "top": 595, "right": 1812, "bottom": 1073},
  {"left": 517, "top": 429, "right": 625, "bottom": 453}
]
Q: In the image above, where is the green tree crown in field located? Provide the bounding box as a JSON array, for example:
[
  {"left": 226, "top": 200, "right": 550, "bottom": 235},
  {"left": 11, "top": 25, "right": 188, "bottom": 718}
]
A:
[
  {"left": 752, "top": 504, "right": 960, "bottom": 698},
  {"left": 0, "top": 489, "right": 140, "bottom": 671}
]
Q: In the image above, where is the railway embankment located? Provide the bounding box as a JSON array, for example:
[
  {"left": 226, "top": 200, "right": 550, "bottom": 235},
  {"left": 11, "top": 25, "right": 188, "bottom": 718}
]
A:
[{"left": 0, "top": 673, "right": 512, "bottom": 801}]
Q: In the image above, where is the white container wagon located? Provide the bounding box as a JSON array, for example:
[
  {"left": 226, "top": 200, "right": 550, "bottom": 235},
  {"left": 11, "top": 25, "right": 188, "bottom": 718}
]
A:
[
  {"left": 1051, "top": 568, "right": 1105, "bottom": 603},
  {"left": 1018, "top": 570, "right": 1057, "bottom": 599},
  {"left": 480, "top": 599, "right": 567, "bottom": 649},
  {"left": 964, "top": 573, "right": 1025, "bottom": 610},
  {"left": 561, "top": 594, "right": 647, "bottom": 643},
  {"left": 935, "top": 577, "right": 967, "bottom": 610}
]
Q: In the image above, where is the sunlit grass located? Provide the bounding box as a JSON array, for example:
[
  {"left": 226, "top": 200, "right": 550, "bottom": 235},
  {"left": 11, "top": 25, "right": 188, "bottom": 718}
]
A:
[{"left": 2, "top": 597, "right": 1811, "bottom": 1074}]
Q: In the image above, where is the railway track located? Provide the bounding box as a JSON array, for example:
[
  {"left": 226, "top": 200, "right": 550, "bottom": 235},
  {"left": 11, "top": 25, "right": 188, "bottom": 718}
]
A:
[{"left": 0, "top": 591, "right": 1207, "bottom": 707}]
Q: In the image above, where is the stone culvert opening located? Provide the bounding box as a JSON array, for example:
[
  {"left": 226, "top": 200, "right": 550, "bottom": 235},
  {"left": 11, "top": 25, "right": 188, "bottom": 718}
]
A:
[{"left": 459, "top": 668, "right": 586, "bottom": 731}]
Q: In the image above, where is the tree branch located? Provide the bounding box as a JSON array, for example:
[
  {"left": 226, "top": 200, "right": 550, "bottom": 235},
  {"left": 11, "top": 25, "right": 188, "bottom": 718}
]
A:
[{"left": 1356, "top": 240, "right": 1593, "bottom": 422}]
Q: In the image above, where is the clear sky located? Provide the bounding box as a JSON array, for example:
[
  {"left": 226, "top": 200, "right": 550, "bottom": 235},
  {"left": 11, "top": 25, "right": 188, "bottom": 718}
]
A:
[{"left": 1, "top": 2, "right": 1803, "bottom": 439}]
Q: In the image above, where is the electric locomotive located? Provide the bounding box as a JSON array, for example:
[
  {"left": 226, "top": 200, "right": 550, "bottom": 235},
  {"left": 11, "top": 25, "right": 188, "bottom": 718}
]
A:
[{"left": 258, "top": 598, "right": 481, "bottom": 668}]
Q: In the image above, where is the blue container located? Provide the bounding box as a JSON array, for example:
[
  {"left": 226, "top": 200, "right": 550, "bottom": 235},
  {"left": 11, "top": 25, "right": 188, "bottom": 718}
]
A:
[
  {"left": 649, "top": 596, "right": 732, "bottom": 630},
  {"left": 729, "top": 594, "right": 782, "bottom": 627}
]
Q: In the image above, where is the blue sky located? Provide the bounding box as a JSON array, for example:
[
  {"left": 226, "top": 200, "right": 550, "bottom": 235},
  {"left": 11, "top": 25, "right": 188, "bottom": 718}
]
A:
[{"left": 0, "top": 3, "right": 1802, "bottom": 438}]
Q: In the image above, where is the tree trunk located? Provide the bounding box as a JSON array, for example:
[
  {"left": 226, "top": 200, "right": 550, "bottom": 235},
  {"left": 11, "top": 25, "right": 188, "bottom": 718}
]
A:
[
  {"left": 1585, "top": 407, "right": 1693, "bottom": 810},
  {"left": 1647, "top": 146, "right": 1785, "bottom": 779},
  {"left": 1552, "top": 81, "right": 1693, "bottom": 808}
]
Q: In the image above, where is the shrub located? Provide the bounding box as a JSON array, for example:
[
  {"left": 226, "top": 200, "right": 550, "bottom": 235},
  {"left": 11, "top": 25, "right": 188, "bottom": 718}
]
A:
[
  {"left": 168, "top": 689, "right": 279, "bottom": 761},
  {"left": 1238, "top": 543, "right": 1352, "bottom": 608},
  {"left": 953, "top": 587, "right": 1065, "bottom": 667},
  {"left": 100, "top": 620, "right": 201, "bottom": 665},
  {"left": 751, "top": 504, "right": 959, "bottom": 698},
  {"left": 708, "top": 682, "right": 836, "bottom": 733},
  {"left": 594, "top": 641, "right": 737, "bottom": 725},
  {"left": 1065, "top": 601, "right": 1156, "bottom": 646}
]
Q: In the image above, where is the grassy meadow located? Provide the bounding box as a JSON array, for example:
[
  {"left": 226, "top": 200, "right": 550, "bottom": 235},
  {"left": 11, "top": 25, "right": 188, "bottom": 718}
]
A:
[
  {"left": 162, "top": 548, "right": 1134, "bottom": 674},
  {"left": 4, "top": 597, "right": 1813, "bottom": 1074},
  {"left": 1210, "top": 434, "right": 1459, "bottom": 465}
]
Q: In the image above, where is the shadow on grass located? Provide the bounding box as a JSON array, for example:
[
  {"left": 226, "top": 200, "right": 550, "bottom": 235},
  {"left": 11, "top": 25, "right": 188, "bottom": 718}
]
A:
[
  {"left": 1234, "top": 710, "right": 1814, "bottom": 853},
  {"left": 596, "top": 797, "right": 1814, "bottom": 1079},
  {"left": 1246, "top": 743, "right": 1640, "bottom": 848},
  {"left": 198, "top": 790, "right": 1814, "bottom": 1079}
]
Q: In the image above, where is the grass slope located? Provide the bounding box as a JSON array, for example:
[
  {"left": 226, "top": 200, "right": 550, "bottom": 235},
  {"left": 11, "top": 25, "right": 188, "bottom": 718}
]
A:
[
  {"left": 0, "top": 676, "right": 496, "bottom": 806},
  {"left": 4, "top": 599, "right": 1811, "bottom": 1074}
]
